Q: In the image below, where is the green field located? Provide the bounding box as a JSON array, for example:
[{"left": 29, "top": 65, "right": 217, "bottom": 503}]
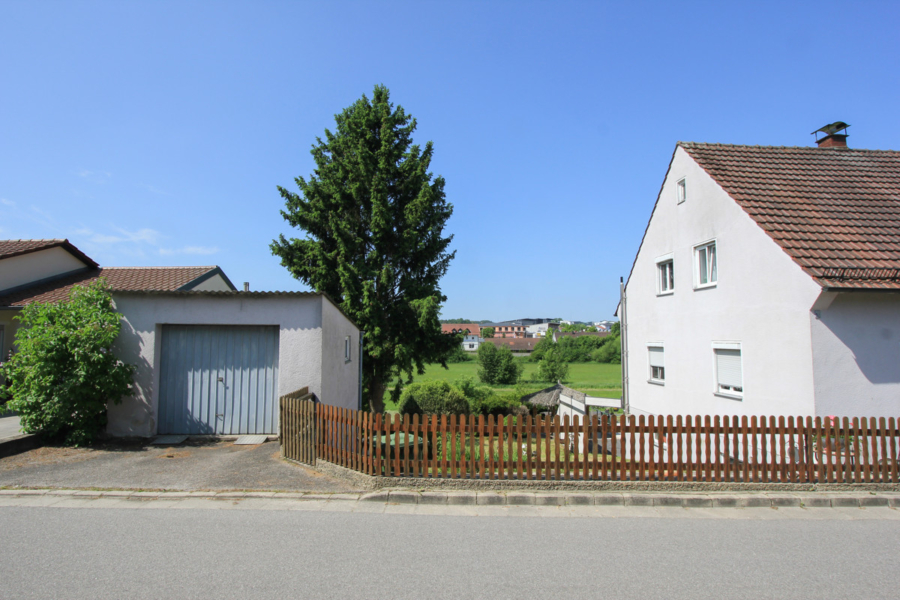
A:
[{"left": 385, "top": 359, "right": 622, "bottom": 410}]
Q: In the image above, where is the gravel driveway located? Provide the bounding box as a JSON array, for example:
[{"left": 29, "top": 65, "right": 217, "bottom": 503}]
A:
[{"left": 0, "top": 439, "right": 359, "bottom": 493}]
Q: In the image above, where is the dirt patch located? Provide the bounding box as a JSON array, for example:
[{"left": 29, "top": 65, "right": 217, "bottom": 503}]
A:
[
  {"left": 0, "top": 445, "right": 102, "bottom": 471},
  {"left": 157, "top": 450, "right": 193, "bottom": 460}
]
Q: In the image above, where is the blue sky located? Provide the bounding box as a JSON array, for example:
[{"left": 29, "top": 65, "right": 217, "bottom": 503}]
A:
[{"left": 1, "top": 1, "right": 898, "bottom": 321}]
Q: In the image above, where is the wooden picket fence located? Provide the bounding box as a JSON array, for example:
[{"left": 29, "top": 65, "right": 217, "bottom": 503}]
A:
[
  {"left": 282, "top": 403, "right": 900, "bottom": 483},
  {"left": 279, "top": 388, "right": 317, "bottom": 465}
]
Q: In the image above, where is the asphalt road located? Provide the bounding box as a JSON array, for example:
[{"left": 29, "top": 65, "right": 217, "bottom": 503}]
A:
[{"left": 2, "top": 506, "right": 899, "bottom": 599}]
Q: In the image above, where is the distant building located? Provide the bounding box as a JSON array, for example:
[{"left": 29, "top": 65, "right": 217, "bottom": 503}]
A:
[
  {"left": 485, "top": 318, "right": 554, "bottom": 339},
  {"left": 441, "top": 323, "right": 483, "bottom": 351}
]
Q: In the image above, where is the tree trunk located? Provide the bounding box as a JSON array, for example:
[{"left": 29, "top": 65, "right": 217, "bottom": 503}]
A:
[{"left": 369, "top": 380, "right": 386, "bottom": 414}]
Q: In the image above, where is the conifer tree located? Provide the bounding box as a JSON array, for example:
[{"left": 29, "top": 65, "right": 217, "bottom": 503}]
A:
[{"left": 272, "top": 85, "right": 458, "bottom": 412}]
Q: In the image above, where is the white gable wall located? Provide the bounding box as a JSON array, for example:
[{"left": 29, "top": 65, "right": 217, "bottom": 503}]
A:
[
  {"left": 624, "top": 147, "right": 822, "bottom": 418},
  {"left": 0, "top": 247, "right": 89, "bottom": 293},
  {"left": 189, "top": 273, "right": 233, "bottom": 291}
]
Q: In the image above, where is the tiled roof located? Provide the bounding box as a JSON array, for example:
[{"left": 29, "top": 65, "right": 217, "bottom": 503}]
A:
[
  {"left": 441, "top": 323, "right": 481, "bottom": 335},
  {"left": 0, "top": 266, "right": 219, "bottom": 307},
  {"left": 481, "top": 337, "right": 541, "bottom": 351},
  {"left": 0, "top": 239, "right": 98, "bottom": 268},
  {"left": 681, "top": 142, "right": 900, "bottom": 290}
]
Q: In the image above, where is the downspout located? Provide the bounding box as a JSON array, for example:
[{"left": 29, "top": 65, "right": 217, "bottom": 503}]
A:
[
  {"left": 358, "top": 330, "right": 365, "bottom": 411},
  {"left": 620, "top": 276, "right": 629, "bottom": 415}
]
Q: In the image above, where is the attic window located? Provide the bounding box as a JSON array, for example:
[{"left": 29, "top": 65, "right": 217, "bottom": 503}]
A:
[
  {"left": 676, "top": 178, "right": 686, "bottom": 204},
  {"left": 344, "top": 336, "right": 352, "bottom": 363}
]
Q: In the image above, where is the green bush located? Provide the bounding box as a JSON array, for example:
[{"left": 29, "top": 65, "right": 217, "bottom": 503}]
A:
[
  {"left": 593, "top": 335, "right": 621, "bottom": 364},
  {"left": 529, "top": 335, "right": 554, "bottom": 361},
  {"left": 0, "top": 279, "right": 135, "bottom": 445},
  {"left": 397, "top": 380, "right": 469, "bottom": 416},
  {"left": 445, "top": 344, "right": 473, "bottom": 363},
  {"left": 476, "top": 343, "right": 523, "bottom": 385},
  {"left": 454, "top": 377, "right": 493, "bottom": 404},
  {"left": 538, "top": 346, "right": 569, "bottom": 382}
]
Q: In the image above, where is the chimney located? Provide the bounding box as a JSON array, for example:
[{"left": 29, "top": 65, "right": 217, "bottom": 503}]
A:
[
  {"left": 243, "top": 282, "right": 249, "bottom": 292},
  {"left": 812, "top": 121, "right": 850, "bottom": 148}
]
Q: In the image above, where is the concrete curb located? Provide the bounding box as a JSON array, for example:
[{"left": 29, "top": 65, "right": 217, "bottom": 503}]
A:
[
  {"left": 0, "top": 433, "right": 42, "bottom": 459},
  {"left": 1, "top": 488, "right": 898, "bottom": 509}
]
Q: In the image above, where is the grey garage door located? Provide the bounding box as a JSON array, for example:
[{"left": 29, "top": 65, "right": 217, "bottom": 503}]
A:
[{"left": 158, "top": 325, "right": 280, "bottom": 435}]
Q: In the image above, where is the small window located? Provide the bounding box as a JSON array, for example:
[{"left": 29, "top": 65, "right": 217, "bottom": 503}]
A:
[
  {"left": 694, "top": 241, "right": 717, "bottom": 288},
  {"left": 676, "top": 178, "right": 686, "bottom": 204},
  {"left": 714, "top": 346, "right": 742, "bottom": 398},
  {"left": 344, "top": 336, "right": 352, "bottom": 363},
  {"left": 648, "top": 345, "right": 665, "bottom": 383},
  {"left": 657, "top": 259, "right": 674, "bottom": 294}
]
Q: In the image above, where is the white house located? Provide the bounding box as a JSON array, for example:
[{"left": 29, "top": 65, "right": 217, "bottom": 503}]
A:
[
  {"left": 441, "top": 323, "right": 482, "bottom": 351},
  {"left": 619, "top": 134, "right": 900, "bottom": 420},
  {"left": 0, "top": 239, "right": 361, "bottom": 437}
]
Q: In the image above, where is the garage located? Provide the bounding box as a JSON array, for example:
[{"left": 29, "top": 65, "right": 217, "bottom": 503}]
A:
[{"left": 157, "top": 325, "right": 280, "bottom": 435}]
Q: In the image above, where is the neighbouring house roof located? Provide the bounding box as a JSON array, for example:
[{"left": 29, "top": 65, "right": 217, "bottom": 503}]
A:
[
  {"left": 481, "top": 337, "right": 541, "bottom": 351},
  {"left": 0, "top": 238, "right": 99, "bottom": 268},
  {"left": 441, "top": 323, "right": 481, "bottom": 335},
  {"left": 0, "top": 266, "right": 229, "bottom": 307},
  {"left": 680, "top": 142, "right": 900, "bottom": 290}
]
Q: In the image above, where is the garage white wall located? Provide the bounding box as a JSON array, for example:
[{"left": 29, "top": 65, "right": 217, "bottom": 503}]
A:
[
  {"left": 109, "top": 294, "right": 325, "bottom": 437},
  {"left": 320, "top": 298, "right": 361, "bottom": 410}
]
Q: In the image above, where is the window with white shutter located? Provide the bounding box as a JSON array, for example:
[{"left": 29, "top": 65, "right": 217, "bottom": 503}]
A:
[
  {"left": 714, "top": 347, "right": 742, "bottom": 397},
  {"left": 648, "top": 345, "right": 665, "bottom": 383}
]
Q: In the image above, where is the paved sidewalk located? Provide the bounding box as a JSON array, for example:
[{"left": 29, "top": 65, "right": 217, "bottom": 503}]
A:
[
  {"left": 0, "top": 439, "right": 357, "bottom": 493},
  {"left": 1, "top": 488, "right": 898, "bottom": 514}
]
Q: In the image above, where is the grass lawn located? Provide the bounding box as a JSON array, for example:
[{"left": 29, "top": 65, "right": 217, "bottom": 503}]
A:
[{"left": 384, "top": 359, "right": 622, "bottom": 411}]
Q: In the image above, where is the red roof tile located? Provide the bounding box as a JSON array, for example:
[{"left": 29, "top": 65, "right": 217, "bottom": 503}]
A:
[
  {"left": 0, "top": 266, "right": 220, "bottom": 307},
  {"left": 441, "top": 323, "right": 481, "bottom": 335},
  {"left": 681, "top": 143, "right": 900, "bottom": 290},
  {"left": 0, "top": 239, "right": 98, "bottom": 268}
]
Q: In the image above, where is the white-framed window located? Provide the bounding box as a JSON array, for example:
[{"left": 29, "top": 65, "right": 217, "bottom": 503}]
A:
[
  {"left": 676, "top": 178, "right": 686, "bottom": 204},
  {"left": 648, "top": 344, "right": 665, "bottom": 384},
  {"left": 344, "top": 336, "right": 352, "bottom": 363},
  {"left": 712, "top": 342, "right": 742, "bottom": 398},
  {"left": 694, "top": 240, "right": 717, "bottom": 288},
  {"left": 656, "top": 253, "right": 674, "bottom": 295}
]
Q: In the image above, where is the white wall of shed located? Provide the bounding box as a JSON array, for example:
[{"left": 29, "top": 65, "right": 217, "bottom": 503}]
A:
[
  {"left": 624, "top": 146, "right": 822, "bottom": 419},
  {"left": 811, "top": 292, "right": 900, "bottom": 418},
  {"left": 108, "top": 294, "right": 324, "bottom": 437},
  {"left": 0, "top": 247, "right": 88, "bottom": 293},
  {"left": 319, "top": 298, "right": 360, "bottom": 410}
]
